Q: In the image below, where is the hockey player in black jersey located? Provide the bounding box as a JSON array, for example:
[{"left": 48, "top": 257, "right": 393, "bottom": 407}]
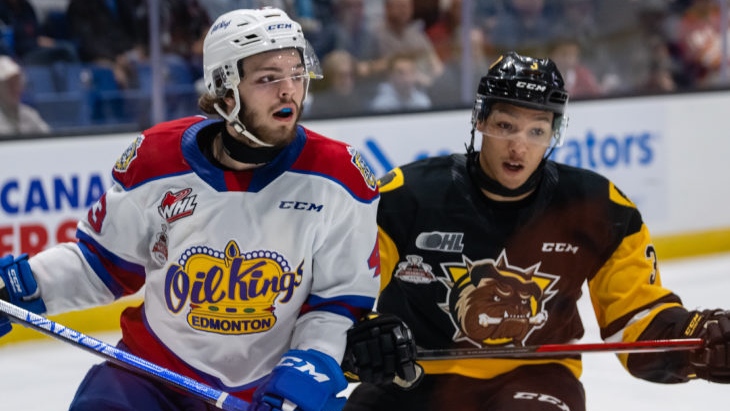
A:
[{"left": 342, "top": 51, "right": 730, "bottom": 411}]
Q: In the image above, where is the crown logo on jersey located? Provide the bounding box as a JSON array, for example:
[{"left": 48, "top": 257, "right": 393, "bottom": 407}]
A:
[{"left": 163, "top": 240, "right": 302, "bottom": 335}]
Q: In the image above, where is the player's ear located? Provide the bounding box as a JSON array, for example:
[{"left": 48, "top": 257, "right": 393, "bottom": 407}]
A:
[{"left": 222, "top": 89, "right": 236, "bottom": 109}]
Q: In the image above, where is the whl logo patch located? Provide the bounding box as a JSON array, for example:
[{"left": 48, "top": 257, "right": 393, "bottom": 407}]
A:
[{"left": 158, "top": 188, "right": 197, "bottom": 223}]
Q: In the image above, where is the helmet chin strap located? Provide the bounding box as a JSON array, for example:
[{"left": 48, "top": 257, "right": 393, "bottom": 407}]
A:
[
  {"left": 211, "top": 88, "right": 285, "bottom": 164},
  {"left": 218, "top": 124, "right": 283, "bottom": 164},
  {"left": 213, "top": 87, "right": 274, "bottom": 148}
]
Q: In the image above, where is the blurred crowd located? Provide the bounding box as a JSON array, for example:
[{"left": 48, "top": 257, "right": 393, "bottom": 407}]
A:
[{"left": 0, "top": 0, "right": 729, "bottom": 136}]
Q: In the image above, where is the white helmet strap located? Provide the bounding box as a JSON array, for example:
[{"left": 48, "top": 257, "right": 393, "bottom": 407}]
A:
[{"left": 213, "top": 86, "right": 273, "bottom": 148}]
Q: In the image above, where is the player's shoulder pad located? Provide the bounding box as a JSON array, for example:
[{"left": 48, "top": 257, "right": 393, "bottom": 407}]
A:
[
  {"left": 553, "top": 162, "right": 637, "bottom": 209},
  {"left": 292, "top": 127, "right": 379, "bottom": 203},
  {"left": 379, "top": 155, "right": 453, "bottom": 194},
  {"left": 378, "top": 167, "right": 404, "bottom": 193},
  {"left": 112, "top": 116, "right": 208, "bottom": 189},
  {"left": 607, "top": 181, "right": 636, "bottom": 209}
]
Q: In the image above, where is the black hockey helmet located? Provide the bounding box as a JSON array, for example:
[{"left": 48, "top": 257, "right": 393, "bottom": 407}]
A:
[{"left": 471, "top": 51, "right": 569, "bottom": 145}]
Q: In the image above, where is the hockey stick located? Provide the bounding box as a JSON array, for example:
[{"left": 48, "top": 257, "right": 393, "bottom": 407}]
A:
[
  {"left": 417, "top": 338, "right": 705, "bottom": 360},
  {"left": 0, "top": 299, "right": 249, "bottom": 411}
]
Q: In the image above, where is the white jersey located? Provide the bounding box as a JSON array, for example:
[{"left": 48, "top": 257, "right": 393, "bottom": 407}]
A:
[{"left": 29, "top": 116, "right": 381, "bottom": 398}]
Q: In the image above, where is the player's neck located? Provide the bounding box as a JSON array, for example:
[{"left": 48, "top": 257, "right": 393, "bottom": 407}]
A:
[
  {"left": 481, "top": 187, "right": 535, "bottom": 202},
  {"left": 212, "top": 133, "right": 263, "bottom": 171}
]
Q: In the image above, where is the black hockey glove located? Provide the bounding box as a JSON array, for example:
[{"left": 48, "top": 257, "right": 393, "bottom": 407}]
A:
[
  {"left": 342, "top": 312, "right": 423, "bottom": 389},
  {"left": 683, "top": 309, "right": 730, "bottom": 383}
]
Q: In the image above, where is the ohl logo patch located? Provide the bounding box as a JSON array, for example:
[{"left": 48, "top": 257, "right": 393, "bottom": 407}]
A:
[
  {"left": 164, "top": 240, "right": 302, "bottom": 335},
  {"left": 439, "top": 250, "right": 559, "bottom": 347}
]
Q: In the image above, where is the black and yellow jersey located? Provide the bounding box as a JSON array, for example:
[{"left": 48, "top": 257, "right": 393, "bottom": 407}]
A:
[{"left": 376, "top": 153, "right": 693, "bottom": 383}]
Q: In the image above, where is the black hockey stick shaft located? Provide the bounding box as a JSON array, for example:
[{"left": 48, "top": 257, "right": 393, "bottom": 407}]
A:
[
  {"left": 0, "top": 299, "right": 249, "bottom": 411},
  {"left": 417, "top": 338, "right": 705, "bottom": 360}
]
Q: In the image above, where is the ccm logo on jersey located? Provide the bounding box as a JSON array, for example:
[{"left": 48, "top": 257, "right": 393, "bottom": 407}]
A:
[
  {"left": 415, "top": 231, "right": 464, "bottom": 252},
  {"left": 514, "top": 392, "right": 570, "bottom": 411},
  {"left": 542, "top": 242, "right": 579, "bottom": 254},
  {"left": 279, "top": 201, "right": 323, "bottom": 212}
]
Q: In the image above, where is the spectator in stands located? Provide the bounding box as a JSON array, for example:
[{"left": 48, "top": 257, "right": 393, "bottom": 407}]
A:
[
  {"left": 66, "top": 0, "right": 140, "bottom": 89},
  {"left": 426, "top": 0, "right": 492, "bottom": 107},
  {"left": 644, "top": 59, "right": 679, "bottom": 93},
  {"left": 473, "top": 0, "right": 503, "bottom": 43},
  {"left": 554, "top": 0, "right": 600, "bottom": 55},
  {"left": 548, "top": 37, "right": 604, "bottom": 99},
  {"left": 369, "top": 52, "right": 432, "bottom": 112},
  {"left": 411, "top": 0, "right": 440, "bottom": 30},
  {"left": 312, "top": 0, "right": 380, "bottom": 75},
  {"left": 132, "top": 0, "right": 212, "bottom": 83},
  {"left": 366, "top": 0, "right": 444, "bottom": 88},
  {"left": 65, "top": 0, "right": 145, "bottom": 125},
  {"left": 550, "top": 0, "right": 628, "bottom": 95},
  {"left": 164, "top": 0, "right": 211, "bottom": 79},
  {"left": 642, "top": 35, "right": 680, "bottom": 93},
  {"left": 426, "top": 0, "right": 475, "bottom": 64},
  {"left": 306, "top": 49, "right": 367, "bottom": 118},
  {"left": 676, "top": 0, "right": 730, "bottom": 87},
  {"left": 0, "top": 55, "right": 50, "bottom": 136},
  {"left": 485, "top": 0, "right": 561, "bottom": 57},
  {"left": 0, "top": 0, "right": 78, "bottom": 65}
]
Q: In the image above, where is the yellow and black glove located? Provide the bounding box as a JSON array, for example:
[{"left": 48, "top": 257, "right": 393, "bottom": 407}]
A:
[{"left": 683, "top": 309, "right": 730, "bottom": 383}]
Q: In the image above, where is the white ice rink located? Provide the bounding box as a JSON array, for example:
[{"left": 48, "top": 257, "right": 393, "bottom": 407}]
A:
[{"left": 1, "top": 252, "right": 729, "bottom": 410}]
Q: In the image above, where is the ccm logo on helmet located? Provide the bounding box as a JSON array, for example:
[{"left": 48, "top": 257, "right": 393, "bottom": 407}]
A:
[
  {"left": 516, "top": 81, "right": 546, "bottom": 92},
  {"left": 267, "top": 23, "right": 293, "bottom": 31}
]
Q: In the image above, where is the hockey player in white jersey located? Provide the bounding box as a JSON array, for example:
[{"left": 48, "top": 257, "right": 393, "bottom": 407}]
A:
[{"left": 0, "top": 8, "right": 381, "bottom": 411}]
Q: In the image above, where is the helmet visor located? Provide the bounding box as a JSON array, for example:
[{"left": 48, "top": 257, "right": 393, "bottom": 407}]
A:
[
  {"left": 476, "top": 110, "right": 556, "bottom": 147},
  {"left": 302, "top": 40, "right": 323, "bottom": 80}
]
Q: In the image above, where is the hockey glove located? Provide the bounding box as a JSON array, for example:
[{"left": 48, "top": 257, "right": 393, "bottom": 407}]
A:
[
  {"left": 342, "top": 312, "right": 423, "bottom": 389},
  {"left": 251, "top": 349, "right": 348, "bottom": 411},
  {"left": 0, "top": 254, "right": 46, "bottom": 337},
  {"left": 683, "top": 309, "right": 730, "bottom": 383}
]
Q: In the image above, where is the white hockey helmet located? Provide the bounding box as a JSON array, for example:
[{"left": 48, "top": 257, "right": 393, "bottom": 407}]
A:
[
  {"left": 202, "top": 7, "right": 322, "bottom": 98},
  {"left": 201, "top": 8, "right": 323, "bottom": 146}
]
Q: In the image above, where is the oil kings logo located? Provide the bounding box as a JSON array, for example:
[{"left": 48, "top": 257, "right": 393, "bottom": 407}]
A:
[
  {"left": 158, "top": 188, "right": 197, "bottom": 223},
  {"left": 114, "top": 134, "right": 144, "bottom": 172},
  {"left": 348, "top": 146, "right": 377, "bottom": 190},
  {"left": 439, "top": 250, "right": 558, "bottom": 347},
  {"left": 164, "top": 240, "right": 302, "bottom": 335}
]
